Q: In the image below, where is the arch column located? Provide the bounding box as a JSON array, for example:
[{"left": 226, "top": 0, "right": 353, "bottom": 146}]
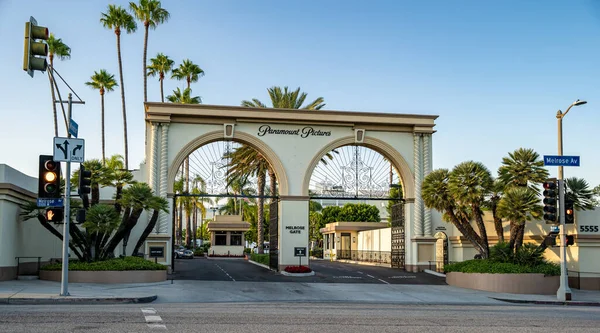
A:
[
  {"left": 157, "top": 123, "right": 170, "bottom": 234},
  {"left": 148, "top": 122, "right": 160, "bottom": 193},
  {"left": 423, "top": 133, "right": 432, "bottom": 236},
  {"left": 413, "top": 133, "right": 423, "bottom": 237}
]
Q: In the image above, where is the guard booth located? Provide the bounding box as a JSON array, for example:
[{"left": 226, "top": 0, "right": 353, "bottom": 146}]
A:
[{"left": 206, "top": 215, "right": 250, "bottom": 257}]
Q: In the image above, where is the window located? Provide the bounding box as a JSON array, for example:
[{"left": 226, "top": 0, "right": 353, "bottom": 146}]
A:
[
  {"left": 325, "top": 234, "right": 329, "bottom": 249},
  {"left": 230, "top": 232, "right": 242, "bottom": 246},
  {"left": 215, "top": 231, "right": 227, "bottom": 245}
]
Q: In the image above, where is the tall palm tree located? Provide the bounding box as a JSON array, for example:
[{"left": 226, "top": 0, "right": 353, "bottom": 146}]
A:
[
  {"left": 46, "top": 33, "right": 71, "bottom": 136},
  {"left": 167, "top": 87, "right": 201, "bottom": 104},
  {"left": 448, "top": 161, "right": 493, "bottom": 258},
  {"left": 565, "top": 177, "right": 596, "bottom": 211},
  {"left": 241, "top": 86, "right": 325, "bottom": 110},
  {"left": 497, "top": 148, "right": 548, "bottom": 251},
  {"left": 129, "top": 0, "right": 170, "bottom": 102},
  {"left": 85, "top": 70, "right": 118, "bottom": 164},
  {"left": 171, "top": 59, "right": 204, "bottom": 90},
  {"left": 483, "top": 178, "right": 506, "bottom": 243},
  {"left": 497, "top": 187, "right": 543, "bottom": 251},
  {"left": 147, "top": 53, "right": 174, "bottom": 102},
  {"left": 101, "top": 5, "right": 137, "bottom": 169}
]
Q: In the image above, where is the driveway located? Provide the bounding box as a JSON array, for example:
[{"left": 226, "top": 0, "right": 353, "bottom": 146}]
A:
[{"left": 170, "top": 257, "right": 446, "bottom": 285}]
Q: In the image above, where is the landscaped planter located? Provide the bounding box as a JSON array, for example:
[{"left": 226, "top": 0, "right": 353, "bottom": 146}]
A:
[
  {"left": 446, "top": 272, "right": 559, "bottom": 295},
  {"left": 40, "top": 270, "right": 167, "bottom": 284}
]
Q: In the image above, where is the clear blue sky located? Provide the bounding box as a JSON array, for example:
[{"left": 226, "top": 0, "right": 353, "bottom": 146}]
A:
[{"left": 1, "top": 0, "right": 599, "bottom": 188}]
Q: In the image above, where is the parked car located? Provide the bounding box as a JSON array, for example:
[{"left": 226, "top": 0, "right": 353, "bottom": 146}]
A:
[
  {"left": 174, "top": 247, "right": 186, "bottom": 259},
  {"left": 182, "top": 249, "right": 194, "bottom": 259}
]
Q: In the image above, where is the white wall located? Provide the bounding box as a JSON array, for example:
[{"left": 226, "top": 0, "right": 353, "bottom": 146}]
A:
[{"left": 357, "top": 228, "right": 391, "bottom": 252}]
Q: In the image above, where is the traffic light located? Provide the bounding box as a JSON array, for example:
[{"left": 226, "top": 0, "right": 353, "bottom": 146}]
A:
[
  {"left": 78, "top": 165, "right": 91, "bottom": 197},
  {"left": 564, "top": 199, "right": 575, "bottom": 224},
  {"left": 38, "top": 155, "right": 61, "bottom": 198},
  {"left": 75, "top": 208, "right": 86, "bottom": 224},
  {"left": 45, "top": 208, "right": 64, "bottom": 223},
  {"left": 23, "top": 16, "right": 49, "bottom": 77},
  {"left": 543, "top": 179, "right": 558, "bottom": 224},
  {"left": 566, "top": 235, "right": 575, "bottom": 246}
]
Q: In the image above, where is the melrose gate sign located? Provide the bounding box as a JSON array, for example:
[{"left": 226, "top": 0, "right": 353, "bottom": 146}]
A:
[{"left": 143, "top": 103, "right": 437, "bottom": 272}]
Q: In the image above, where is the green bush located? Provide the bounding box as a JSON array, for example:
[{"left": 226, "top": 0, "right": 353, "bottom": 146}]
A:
[
  {"left": 194, "top": 249, "right": 204, "bottom": 256},
  {"left": 41, "top": 256, "right": 167, "bottom": 271},
  {"left": 444, "top": 259, "right": 559, "bottom": 275},
  {"left": 488, "top": 242, "right": 546, "bottom": 266},
  {"left": 244, "top": 248, "right": 252, "bottom": 254},
  {"left": 250, "top": 253, "right": 270, "bottom": 266},
  {"left": 201, "top": 242, "right": 211, "bottom": 252},
  {"left": 310, "top": 248, "right": 323, "bottom": 258}
]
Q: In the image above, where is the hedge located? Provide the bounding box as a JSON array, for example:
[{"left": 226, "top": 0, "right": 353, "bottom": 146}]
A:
[
  {"left": 444, "top": 259, "right": 560, "bottom": 276},
  {"left": 250, "top": 253, "right": 270, "bottom": 266},
  {"left": 41, "top": 256, "right": 167, "bottom": 271}
]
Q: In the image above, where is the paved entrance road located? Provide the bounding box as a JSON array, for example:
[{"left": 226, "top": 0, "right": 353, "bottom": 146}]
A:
[{"left": 170, "top": 258, "right": 445, "bottom": 285}]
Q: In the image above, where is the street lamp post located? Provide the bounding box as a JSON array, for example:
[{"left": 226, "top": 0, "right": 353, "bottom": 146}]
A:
[{"left": 555, "top": 99, "right": 586, "bottom": 302}]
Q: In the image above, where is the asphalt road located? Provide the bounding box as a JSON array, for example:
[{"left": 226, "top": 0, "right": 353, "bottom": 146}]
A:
[
  {"left": 170, "top": 257, "right": 446, "bottom": 284},
  {"left": 1, "top": 302, "right": 599, "bottom": 332}
]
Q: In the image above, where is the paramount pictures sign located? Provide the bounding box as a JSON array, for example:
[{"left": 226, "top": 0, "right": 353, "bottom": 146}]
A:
[{"left": 257, "top": 125, "right": 331, "bottom": 138}]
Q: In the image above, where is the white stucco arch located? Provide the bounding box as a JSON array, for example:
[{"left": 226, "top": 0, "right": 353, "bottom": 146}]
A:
[
  {"left": 302, "top": 136, "right": 415, "bottom": 200},
  {"left": 166, "top": 130, "right": 289, "bottom": 196}
]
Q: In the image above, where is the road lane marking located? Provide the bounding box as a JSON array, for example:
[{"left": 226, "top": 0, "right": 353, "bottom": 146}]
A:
[
  {"left": 332, "top": 276, "right": 363, "bottom": 279},
  {"left": 141, "top": 308, "right": 166, "bottom": 330},
  {"left": 366, "top": 274, "right": 375, "bottom": 278},
  {"left": 389, "top": 275, "right": 417, "bottom": 278},
  {"left": 215, "top": 263, "right": 236, "bottom": 281},
  {"left": 377, "top": 278, "right": 390, "bottom": 284}
]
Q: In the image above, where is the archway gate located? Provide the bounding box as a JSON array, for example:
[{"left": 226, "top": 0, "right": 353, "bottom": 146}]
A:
[{"left": 144, "top": 103, "right": 437, "bottom": 271}]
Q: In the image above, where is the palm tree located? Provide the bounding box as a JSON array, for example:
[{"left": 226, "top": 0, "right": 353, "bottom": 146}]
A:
[
  {"left": 85, "top": 70, "right": 118, "bottom": 164},
  {"left": 422, "top": 169, "right": 488, "bottom": 258},
  {"left": 497, "top": 148, "right": 548, "bottom": 251},
  {"left": 448, "top": 161, "right": 493, "bottom": 258},
  {"left": 241, "top": 86, "right": 325, "bottom": 110},
  {"left": 46, "top": 33, "right": 71, "bottom": 136},
  {"left": 101, "top": 154, "right": 134, "bottom": 214},
  {"left": 147, "top": 53, "right": 174, "bottom": 102},
  {"left": 565, "top": 177, "right": 596, "bottom": 211},
  {"left": 101, "top": 4, "right": 137, "bottom": 169},
  {"left": 171, "top": 59, "right": 204, "bottom": 90},
  {"left": 497, "top": 187, "right": 543, "bottom": 251},
  {"left": 167, "top": 87, "right": 201, "bottom": 104},
  {"left": 129, "top": 0, "right": 170, "bottom": 102},
  {"left": 483, "top": 179, "right": 505, "bottom": 242}
]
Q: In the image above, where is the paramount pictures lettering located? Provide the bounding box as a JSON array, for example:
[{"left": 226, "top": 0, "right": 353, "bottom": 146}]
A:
[
  {"left": 285, "top": 226, "right": 305, "bottom": 234},
  {"left": 257, "top": 125, "right": 331, "bottom": 138}
]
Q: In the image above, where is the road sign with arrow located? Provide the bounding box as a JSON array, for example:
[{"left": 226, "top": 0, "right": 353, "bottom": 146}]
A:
[{"left": 53, "top": 137, "right": 85, "bottom": 163}]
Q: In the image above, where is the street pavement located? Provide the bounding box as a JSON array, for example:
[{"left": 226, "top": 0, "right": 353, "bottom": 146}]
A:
[
  {"left": 1, "top": 302, "right": 600, "bottom": 332},
  {"left": 1, "top": 258, "right": 600, "bottom": 306}
]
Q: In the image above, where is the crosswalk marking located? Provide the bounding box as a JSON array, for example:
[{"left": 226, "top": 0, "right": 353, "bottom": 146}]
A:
[{"left": 141, "top": 308, "right": 166, "bottom": 330}]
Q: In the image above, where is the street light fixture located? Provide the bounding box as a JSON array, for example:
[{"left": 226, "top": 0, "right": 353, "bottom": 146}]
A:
[{"left": 555, "top": 99, "right": 587, "bottom": 302}]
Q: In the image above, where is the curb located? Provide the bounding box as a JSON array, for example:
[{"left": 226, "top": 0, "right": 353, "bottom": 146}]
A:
[
  {"left": 280, "top": 270, "right": 315, "bottom": 277},
  {"left": 2, "top": 295, "right": 157, "bottom": 305},
  {"left": 491, "top": 297, "right": 600, "bottom": 306},
  {"left": 423, "top": 269, "right": 446, "bottom": 278},
  {"left": 247, "top": 260, "right": 273, "bottom": 271}
]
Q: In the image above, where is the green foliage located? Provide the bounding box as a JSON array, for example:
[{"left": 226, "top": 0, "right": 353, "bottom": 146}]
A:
[
  {"left": 201, "top": 242, "right": 211, "bottom": 252},
  {"left": 444, "top": 259, "right": 559, "bottom": 275},
  {"left": 82, "top": 204, "right": 120, "bottom": 234},
  {"left": 489, "top": 242, "right": 546, "bottom": 266},
  {"left": 41, "top": 256, "right": 166, "bottom": 271},
  {"left": 310, "top": 248, "right": 323, "bottom": 258},
  {"left": 250, "top": 253, "right": 270, "bottom": 266},
  {"left": 488, "top": 242, "right": 513, "bottom": 263},
  {"left": 386, "top": 185, "right": 402, "bottom": 223},
  {"left": 309, "top": 211, "right": 324, "bottom": 242},
  {"left": 320, "top": 203, "right": 380, "bottom": 224},
  {"left": 193, "top": 248, "right": 204, "bottom": 256},
  {"left": 244, "top": 248, "right": 252, "bottom": 254},
  {"left": 321, "top": 206, "right": 342, "bottom": 224}
]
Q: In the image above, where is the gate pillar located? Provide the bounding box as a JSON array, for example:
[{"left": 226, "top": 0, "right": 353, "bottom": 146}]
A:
[{"left": 277, "top": 197, "right": 310, "bottom": 271}]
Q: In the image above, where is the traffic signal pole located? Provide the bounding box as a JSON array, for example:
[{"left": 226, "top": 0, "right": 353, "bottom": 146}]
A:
[
  {"left": 556, "top": 112, "right": 572, "bottom": 302},
  {"left": 60, "top": 93, "right": 73, "bottom": 296}
]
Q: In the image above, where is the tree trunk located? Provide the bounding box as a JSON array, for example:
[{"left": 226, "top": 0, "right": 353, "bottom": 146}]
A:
[
  {"left": 91, "top": 184, "right": 100, "bottom": 206},
  {"left": 36, "top": 213, "right": 84, "bottom": 260},
  {"left": 160, "top": 77, "right": 164, "bottom": 102},
  {"left": 491, "top": 202, "right": 504, "bottom": 243},
  {"left": 472, "top": 204, "right": 489, "bottom": 258},
  {"left": 447, "top": 208, "right": 486, "bottom": 257},
  {"left": 515, "top": 224, "right": 525, "bottom": 252},
  {"left": 508, "top": 221, "right": 519, "bottom": 252},
  {"left": 132, "top": 209, "right": 160, "bottom": 254},
  {"left": 177, "top": 199, "right": 183, "bottom": 245},
  {"left": 268, "top": 168, "right": 277, "bottom": 202},
  {"left": 257, "top": 170, "right": 266, "bottom": 254},
  {"left": 115, "top": 30, "right": 129, "bottom": 169},
  {"left": 143, "top": 23, "right": 149, "bottom": 103},
  {"left": 47, "top": 64, "right": 58, "bottom": 137},
  {"left": 114, "top": 184, "right": 123, "bottom": 214},
  {"left": 185, "top": 207, "right": 192, "bottom": 248},
  {"left": 101, "top": 207, "right": 143, "bottom": 259},
  {"left": 100, "top": 91, "right": 106, "bottom": 165},
  {"left": 193, "top": 205, "right": 197, "bottom": 247}
]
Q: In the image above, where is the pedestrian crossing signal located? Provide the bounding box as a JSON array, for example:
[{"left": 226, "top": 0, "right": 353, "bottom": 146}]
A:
[{"left": 45, "top": 208, "right": 64, "bottom": 223}]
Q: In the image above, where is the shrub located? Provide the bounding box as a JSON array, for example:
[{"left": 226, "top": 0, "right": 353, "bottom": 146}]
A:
[
  {"left": 244, "top": 248, "right": 252, "bottom": 254},
  {"left": 194, "top": 249, "right": 204, "bottom": 256},
  {"left": 310, "top": 248, "right": 323, "bottom": 258},
  {"left": 41, "top": 256, "right": 167, "bottom": 271},
  {"left": 250, "top": 253, "right": 270, "bottom": 266},
  {"left": 284, "top": 265, "right": 312, "bottom": 273},
  {"left": 488, "top": 242, "right": 546, "bottom": 267},
  {"left": 444, "top": 259, "right": 559, "bottom": 275}
]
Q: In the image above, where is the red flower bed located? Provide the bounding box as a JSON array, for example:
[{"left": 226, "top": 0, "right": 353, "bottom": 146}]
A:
[
  {"left": 284, "top": 265, "right": 312, "bottom": 273},
  {"left": 208, "top": 254, "right": 244, "bottom": 258}
]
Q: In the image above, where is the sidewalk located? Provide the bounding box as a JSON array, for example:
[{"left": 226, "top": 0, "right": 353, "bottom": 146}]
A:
[{"left": 1, "top": 279, "right": 600, "bottom": 306}]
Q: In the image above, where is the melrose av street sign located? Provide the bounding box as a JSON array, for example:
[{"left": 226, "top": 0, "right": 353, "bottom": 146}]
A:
[{"left": 543, "top": 155, "right": 580, "bottom": 167}]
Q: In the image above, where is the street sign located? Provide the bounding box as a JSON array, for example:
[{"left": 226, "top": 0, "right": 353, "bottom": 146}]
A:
[
  {"left": 294, "top": 247, "right": 307, "bottom": 257},
  {"left": 53, "top": 137, "right": 84, "bottom": 163},
  {"left": 37, "top": 198, "right": 64, "bottom": 207},
  {"left": 69, "top": 119, "right": 78, "bottom": 138},
  {"left": 149, "top": 246, "right": 165, "bottom": 258},
  {"left": 550, "top": 226, "right": 560, "bottom": 233},
  {"left": 543, "top": 155, "right": 580, "bottom": 167}
]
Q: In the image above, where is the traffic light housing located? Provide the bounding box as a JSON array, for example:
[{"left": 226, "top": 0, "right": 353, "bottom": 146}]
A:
[
  {"left": 78, "top": 165, "right": 91, "bottom": 196},
  {"left": 23, "top": 16, "right": 49, "bottom": 77},
  {"left": 45, "top": 208, "right": 64, "bottom": 223},
  {"left": 566, "top": 235, "right": 575, "bottom": 246},
  {"left": 564, "top": 199, "right": 575, "bottom": 224},
  {"left": 543, "top": 179, "right": 558, "bottom": 224},
  {"left": 38, "top": 155, "right": 61, "bottom": 198}
]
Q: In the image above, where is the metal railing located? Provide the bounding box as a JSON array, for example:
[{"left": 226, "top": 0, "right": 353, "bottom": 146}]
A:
[
  {"left": 15, "top": 257, "right": 42, "bottom": 277},
  {"left": 336, "top": 250, "right": 392, "bottom": 264}
]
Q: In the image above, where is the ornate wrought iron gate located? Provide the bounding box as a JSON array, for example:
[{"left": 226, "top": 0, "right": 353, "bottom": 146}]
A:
[
  {"left": 390, "top": 202, "right": 405, "bottom": 269},
  {"left": 269, "top": 201, "right": 279, "bottom": 271}
]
